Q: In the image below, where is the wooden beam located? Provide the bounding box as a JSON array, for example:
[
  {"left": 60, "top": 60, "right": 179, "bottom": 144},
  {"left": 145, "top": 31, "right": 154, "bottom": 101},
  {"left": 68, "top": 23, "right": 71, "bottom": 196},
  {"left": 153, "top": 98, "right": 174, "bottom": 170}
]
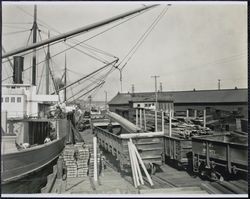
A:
[
  {"left": 128, "top": 141, "right": 137, "bottom": 188},
  {"left": 131, "top": 143, "right": 154, "bottom": 186},
  {"left": 120, "top": 131, "right": 164, "bottom": 139},
  {"left": 130, "top": 140, "right": 144, "bottom": 185}
]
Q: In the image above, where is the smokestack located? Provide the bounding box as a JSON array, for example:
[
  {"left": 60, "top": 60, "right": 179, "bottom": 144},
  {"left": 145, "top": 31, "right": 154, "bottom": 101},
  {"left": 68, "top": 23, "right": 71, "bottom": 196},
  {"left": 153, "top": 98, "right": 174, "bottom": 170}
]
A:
[{"left": 13, "top": 56, "right": 24, "bottom": 84}]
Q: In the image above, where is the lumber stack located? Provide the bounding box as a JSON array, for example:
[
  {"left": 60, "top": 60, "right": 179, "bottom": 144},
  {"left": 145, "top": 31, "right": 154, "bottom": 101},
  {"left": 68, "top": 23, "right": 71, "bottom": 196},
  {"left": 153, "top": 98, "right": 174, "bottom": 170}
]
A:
[
  {"left": 75, "top": 142, "right": 89, "bottom": 177},
  {"left": 63, "top": 145, "right": 77, "bottom": 178},
  {"left": 62, "top": 143, "right": 90, "bottom": 178}
]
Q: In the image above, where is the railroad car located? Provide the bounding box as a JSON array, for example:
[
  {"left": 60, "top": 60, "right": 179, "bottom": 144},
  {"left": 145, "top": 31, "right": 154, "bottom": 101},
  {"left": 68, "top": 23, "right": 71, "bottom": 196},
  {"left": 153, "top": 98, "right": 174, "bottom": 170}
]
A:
[
  {"left": 93, "top": 124, "right": 164, "bottom": 175},
  {"left": 192, "top": 132, "right": 248, "bottom": 181},
  {"left": 164, "top": 136, "right": 192, "bottom": 169}
]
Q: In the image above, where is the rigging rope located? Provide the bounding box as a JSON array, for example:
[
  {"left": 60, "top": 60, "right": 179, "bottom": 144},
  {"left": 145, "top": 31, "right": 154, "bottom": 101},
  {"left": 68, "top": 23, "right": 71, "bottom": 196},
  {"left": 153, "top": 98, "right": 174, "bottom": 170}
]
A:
[
  {"left": 67, "top": 67, "right": 111, "bottom": 101},
  {"left": 37, "top": 63, "right": 45, "bottom": 93},
  {"left": 3, "top": 29, "right": 31, "bottom": 36},
  {"left": 2, "top": 7, "right": 148, "bottom": 65},
  {"left": 38, "top": 23, "right": 116, "bottom": 60},
  {"left": 26, "top": 30, "right": 33, "bottom": 46},
  {"left": 117, "top": 5, "right": 169, "bottom": 69}
]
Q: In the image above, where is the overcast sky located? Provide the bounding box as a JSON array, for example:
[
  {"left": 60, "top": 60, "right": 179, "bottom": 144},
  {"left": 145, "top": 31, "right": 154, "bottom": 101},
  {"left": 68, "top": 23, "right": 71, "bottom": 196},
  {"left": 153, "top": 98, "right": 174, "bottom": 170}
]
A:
[{"left": 2, "top": 1, "right": 247, "bottom": 101}]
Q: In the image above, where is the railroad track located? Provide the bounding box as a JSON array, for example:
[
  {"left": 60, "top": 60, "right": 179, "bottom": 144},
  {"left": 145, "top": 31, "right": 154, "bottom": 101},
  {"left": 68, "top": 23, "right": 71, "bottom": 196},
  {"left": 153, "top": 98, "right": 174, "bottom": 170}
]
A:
[
  {"left": 201, "top": 180, "right": 248, "bottom": 194},
  {"left": 101, "top": 150, "right": 248, "bottom": 194}
]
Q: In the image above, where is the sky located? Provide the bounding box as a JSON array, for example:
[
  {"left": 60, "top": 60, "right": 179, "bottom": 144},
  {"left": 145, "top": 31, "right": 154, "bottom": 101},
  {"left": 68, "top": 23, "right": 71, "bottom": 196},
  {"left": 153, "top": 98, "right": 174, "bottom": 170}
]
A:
[{"left": 2, "top": 1, "right": 248, "bottom": 102}]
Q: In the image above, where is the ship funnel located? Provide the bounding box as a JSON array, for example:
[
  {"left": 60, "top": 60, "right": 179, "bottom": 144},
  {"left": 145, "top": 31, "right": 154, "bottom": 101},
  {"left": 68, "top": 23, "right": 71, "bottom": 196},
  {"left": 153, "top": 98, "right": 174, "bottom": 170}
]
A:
[{"left": 13, "top": 56, "right": 24, "bottom": 84}]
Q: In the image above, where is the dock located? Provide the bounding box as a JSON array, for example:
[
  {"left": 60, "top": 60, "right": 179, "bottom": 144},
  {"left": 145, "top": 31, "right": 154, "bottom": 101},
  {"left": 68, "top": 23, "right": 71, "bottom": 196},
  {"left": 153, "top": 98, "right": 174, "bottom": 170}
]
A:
[{"left": 41, "top": 114, "right": 248, "bottom": 195}]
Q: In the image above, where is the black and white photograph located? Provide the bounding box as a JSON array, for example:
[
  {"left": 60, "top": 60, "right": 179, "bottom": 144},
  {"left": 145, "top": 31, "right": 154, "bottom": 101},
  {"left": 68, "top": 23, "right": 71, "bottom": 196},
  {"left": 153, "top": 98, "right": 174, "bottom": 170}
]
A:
[{"left": 1, "top": 1, "right": 248, "bottom": 197}]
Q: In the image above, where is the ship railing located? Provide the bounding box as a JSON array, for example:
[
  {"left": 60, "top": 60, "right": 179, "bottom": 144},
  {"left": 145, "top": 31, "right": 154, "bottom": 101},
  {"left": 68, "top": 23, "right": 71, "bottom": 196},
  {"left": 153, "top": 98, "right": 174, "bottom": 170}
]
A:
[{"left": 5, "top": 111, "right": 27, "bottom": 119}]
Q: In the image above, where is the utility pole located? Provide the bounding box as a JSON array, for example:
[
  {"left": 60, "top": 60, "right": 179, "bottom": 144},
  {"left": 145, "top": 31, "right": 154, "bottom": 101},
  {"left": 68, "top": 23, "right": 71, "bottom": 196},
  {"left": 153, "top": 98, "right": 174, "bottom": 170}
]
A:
[
  {"left": 64, "top": 53, "right": 67, "bottom": 102},
  {"left": 104, "top": 91, "right": 108, "bottom": 110},
  {"left": 89, "top": 95, "right": 92, "bottom": 111},
  {"left": 218, "top": 79, "right": 221, "bottom": 90},
  {"left": 160, "top": 82, "right": 163, "bottom": 92},
  {"left": 151, "top": 75, "right": 160, "bottom": 132},
  {"left": 132, "top": 84, "right": 135, "bottom": 94},
  {"left": 32, "top": 5, "right": 37, "bottom": 85},
  {"left": 119, "top": 69, "right": 123, "bottom": 93},
  {"left": 45, "top": 31, "right": 50, "bottom": 94}
]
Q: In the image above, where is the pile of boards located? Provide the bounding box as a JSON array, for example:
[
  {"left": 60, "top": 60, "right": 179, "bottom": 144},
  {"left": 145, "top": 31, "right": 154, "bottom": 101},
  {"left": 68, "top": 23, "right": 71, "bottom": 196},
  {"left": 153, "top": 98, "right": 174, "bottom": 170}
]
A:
[{"left": 63, "top": 142, "right": 89, "bottom": 178}]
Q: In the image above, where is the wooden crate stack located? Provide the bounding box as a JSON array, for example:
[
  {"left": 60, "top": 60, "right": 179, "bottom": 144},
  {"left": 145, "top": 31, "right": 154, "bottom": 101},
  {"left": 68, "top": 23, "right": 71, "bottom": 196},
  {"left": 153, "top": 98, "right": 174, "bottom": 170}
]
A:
[
  {"left": 75, "top": 142, "right": 89, "bottom": 177},
  {"left": 63, "top": 145, "right": 77, "bottom": 178}
]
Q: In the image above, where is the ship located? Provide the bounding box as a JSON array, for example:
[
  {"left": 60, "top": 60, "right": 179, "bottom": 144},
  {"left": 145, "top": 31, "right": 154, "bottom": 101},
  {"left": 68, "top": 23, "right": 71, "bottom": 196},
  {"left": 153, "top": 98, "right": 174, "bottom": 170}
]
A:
[{"left": 1, "top": 54, "right": 74, "bottom": 187}]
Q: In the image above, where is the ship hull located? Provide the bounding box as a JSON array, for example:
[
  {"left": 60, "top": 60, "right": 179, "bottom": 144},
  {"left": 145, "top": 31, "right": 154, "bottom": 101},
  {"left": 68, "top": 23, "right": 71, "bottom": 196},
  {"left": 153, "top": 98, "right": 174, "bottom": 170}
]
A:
[{"left": 1, "top": 137, "right": 65, "bottom": 184}]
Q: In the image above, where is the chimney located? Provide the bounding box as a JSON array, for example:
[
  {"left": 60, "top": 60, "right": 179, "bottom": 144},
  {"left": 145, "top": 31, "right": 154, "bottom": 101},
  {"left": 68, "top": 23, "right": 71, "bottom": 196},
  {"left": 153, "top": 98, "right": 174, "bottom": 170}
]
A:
[{"left": 13, "top": 56, "right": 24, "bottom": 84}]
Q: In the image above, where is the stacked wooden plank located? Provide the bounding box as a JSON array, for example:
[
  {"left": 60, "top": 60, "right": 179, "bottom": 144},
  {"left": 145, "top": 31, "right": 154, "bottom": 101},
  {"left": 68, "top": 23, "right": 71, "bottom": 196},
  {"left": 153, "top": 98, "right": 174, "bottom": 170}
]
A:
[
  {"left": 63, "top": 145, "right": 77, "bottom": 178},
  {"left": 74, "top": 142, "right": 89, "bottom": 177}
]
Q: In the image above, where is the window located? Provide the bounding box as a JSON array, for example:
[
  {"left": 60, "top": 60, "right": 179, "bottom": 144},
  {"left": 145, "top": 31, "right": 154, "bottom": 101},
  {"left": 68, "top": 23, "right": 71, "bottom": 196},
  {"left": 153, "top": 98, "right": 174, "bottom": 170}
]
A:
[
  {"left": 11, "top": 97, "right": 15, "bottom": 103},
  {"left": 152, "top": 103, "right": 154, "bottom": 106},
  {"left": 17, "top": 97, "right": 22, "bottom": 103},
  {"left": 5, "top": 97, "right": 9, "bottom": 103},
  {"left": 137, "top": 104, "right": 140, "bottom": 107}
]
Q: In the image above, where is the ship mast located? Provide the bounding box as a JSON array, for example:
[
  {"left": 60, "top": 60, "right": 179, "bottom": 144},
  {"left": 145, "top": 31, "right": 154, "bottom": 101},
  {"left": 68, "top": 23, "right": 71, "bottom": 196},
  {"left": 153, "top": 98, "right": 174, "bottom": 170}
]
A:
[
  {"left": 32, "top": 5, "right": 38, "bottom": 85},
  {"left": 45, "top": 31, "right": 50, "bottom": 94},
  {"left": 64, "top": 53, "right": 67, "bottom": 102}
]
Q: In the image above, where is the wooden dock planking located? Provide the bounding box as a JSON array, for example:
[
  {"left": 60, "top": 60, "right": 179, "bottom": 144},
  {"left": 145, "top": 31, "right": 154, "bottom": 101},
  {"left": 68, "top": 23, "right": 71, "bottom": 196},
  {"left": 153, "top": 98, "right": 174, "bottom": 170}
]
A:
[{"left": 139, "top": 187, "right": 209, "bottom": 194}]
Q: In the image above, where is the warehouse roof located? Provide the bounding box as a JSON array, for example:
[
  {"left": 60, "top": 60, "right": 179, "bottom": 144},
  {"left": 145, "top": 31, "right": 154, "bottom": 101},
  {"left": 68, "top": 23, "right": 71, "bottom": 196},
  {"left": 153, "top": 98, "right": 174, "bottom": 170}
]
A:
[
  {"left": 108, "top": 88, "right": 248, "bottom": 105},
  {"left": 130, "top": 94, "right": 173, "bottom": 102},
  {"left": 108, "top": 92, "right": 132, "bottom": 105}
]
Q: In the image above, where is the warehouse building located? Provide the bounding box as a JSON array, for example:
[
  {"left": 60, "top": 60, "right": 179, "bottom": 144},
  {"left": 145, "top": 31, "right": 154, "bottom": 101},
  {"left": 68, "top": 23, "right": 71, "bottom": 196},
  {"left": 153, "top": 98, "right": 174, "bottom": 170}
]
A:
[{"left": 108, "top": 88, "right": 248, "bottom": 119}]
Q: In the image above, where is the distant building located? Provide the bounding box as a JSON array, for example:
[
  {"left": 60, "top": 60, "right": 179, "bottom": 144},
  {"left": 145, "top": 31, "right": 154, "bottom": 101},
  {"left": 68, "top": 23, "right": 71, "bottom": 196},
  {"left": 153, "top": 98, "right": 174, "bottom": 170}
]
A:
[
  {"left": 109, "top": 92, "right": 174, "bottom": 120},
  {"left": 108, "top": 88, "right": 248, "bottom": 119}
]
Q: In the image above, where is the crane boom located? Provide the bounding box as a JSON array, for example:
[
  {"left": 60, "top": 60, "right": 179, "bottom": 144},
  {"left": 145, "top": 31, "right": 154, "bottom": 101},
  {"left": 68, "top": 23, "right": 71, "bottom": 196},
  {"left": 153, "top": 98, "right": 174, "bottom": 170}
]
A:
[{"left": 2, "top": 4, "right": 158, "bottom": 59}]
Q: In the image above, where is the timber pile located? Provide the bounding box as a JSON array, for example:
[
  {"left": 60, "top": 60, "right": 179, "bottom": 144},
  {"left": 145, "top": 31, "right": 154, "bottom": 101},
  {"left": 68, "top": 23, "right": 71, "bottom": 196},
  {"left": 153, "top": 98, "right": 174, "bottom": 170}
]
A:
[
  {"left": 63, "top": 145, "right": 77, "bottom": 178},
  {"left": 75, "top": 142, "right": 89, "bottom": 177}
]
